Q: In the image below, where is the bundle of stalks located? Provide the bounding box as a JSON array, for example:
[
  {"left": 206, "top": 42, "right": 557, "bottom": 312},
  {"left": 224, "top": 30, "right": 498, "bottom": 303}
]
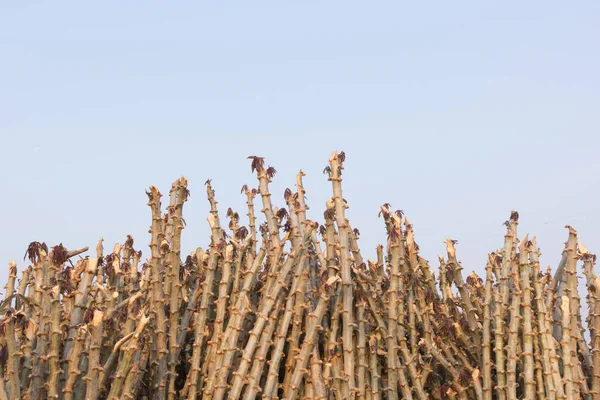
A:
[{"left": 0, "top": 151, "right": 599, "bottom": 400}]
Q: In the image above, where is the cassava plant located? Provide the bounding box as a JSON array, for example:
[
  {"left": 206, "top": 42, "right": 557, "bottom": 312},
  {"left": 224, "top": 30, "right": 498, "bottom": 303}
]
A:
[{"left": 1, "top": 151, "right": 599, "bottom": 399}]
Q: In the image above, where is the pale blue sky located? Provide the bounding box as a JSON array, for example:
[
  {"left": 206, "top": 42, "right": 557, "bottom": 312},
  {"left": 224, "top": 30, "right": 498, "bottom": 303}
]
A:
[{"left": 1, "top": 2, "right": 599, "bottom": 279}]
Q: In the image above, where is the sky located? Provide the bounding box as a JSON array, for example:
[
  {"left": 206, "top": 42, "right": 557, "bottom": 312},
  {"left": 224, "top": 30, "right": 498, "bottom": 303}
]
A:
[{"left": 1, "top": 2, "right": 599, "bottom": 283}]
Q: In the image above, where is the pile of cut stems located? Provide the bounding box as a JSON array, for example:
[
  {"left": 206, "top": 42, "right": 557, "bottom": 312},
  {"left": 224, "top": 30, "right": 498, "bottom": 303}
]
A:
[{"left": 0, "top": 152, "right": 598, "bottom": 400}]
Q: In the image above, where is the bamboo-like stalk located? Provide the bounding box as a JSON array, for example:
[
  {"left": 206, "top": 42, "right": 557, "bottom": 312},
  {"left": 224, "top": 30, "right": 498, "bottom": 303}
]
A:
[
  {"left": 204, "top": 245, "right": 233, "bottom": 384},
  {"left": 533, "top": 327, "right": 546, "bottom": 399},
  {"left": 445, "top": 238, "right": 480, "bottom": 350},
  {"left": 84, "top": 309, "right": 105, "bottom": 400},
  {"left": 323, "top": 283, "right": 344, "bottom": 400},
  {"left": 530, "top": 243, "right": 562, "bottom": 400},
  {"left": 63, "top": 258, "right": 98, "bottom": 361},
  {"left": 5, "top": 312, "right": 21, "bottom": 400},
  {"left": 561, "top": 295, "right": 575, "bottom": 400},
  {"left": 63, "top": 325, "right": 87, "bottom": 400},
  {"left": 242, "top": 185, "right": 258, "bottom": 256},
  {"left": 594, "top": 276, "right": 600, "bottom": 400},
  {"left": 47, "top": 285, "right": 62, "bottom": 399},
  {"left": 495, "top": 212, "right": 519, "bottom": 400},
  {"left": 4, "top": 261, "right": 17, "bottom": 303},
  {"left": 29, "top": 249, "right": 49, "bottom": 400},
  {"left": 146, "top": 186, "right": 169, "bottom": 399},
  {"left": 295, "top": 170, "right": 309, "bottom": 229},
  {"left": 506, "top": 250, "right": 522, "bottom": 400},
  {"left": 381, "top": 205, "right": 399, "bottom": 400},
  {"left": 251, "top": 157, "right": 281, "bottom": 265},
  {"left": 328, "top": 151, "right": 356, "bottom": 396},
  {"left": 521, "top": 237, "right": 536, "bottom": 400},
  {"left": 357, "top": 300, "right": 367, "bottom": 400},
  {"left": 229, "top": 236, "right": 250, "bottom": 308},
  {"left": 310, "top": 344, "right": 328, "bottom": 400},
  {"left": 482, "top": 258, "right": 493, "bottom": 400},
  {"left": 167, "top": 177, "right": 188, "bottom": 400},
  {"left": 175, "top": 248, "right": 205, "bottom": 354},
  {"left": 281, "top": 268, "right": 309, "bottom": 393},
  {"left": 582, "top": 243, "right": 600, "bottom": 400},
  {"left": 17, "top": 264, "right": 31, "bottom": 312},
  {"left": 564, "top": 226, "right": 584, "bottom": 400},
  {"left": 368, "top": 334, "right": 382, "bottom": 400}
]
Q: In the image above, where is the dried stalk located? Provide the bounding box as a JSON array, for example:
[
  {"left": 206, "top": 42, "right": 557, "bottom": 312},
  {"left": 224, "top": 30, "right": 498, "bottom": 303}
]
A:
[
  {"left": 5, "top": 312, "right": 21, "bottom": 400},
  {"left": 167, "top": 177, "right": 188, "bottom": 400},
  {"left": 63, "top": 325, "right": 87, "bottom": 400},
  {"left": 146, "top": 186, "right": 169, "bottom": 399},
  {"left": 84, "top": 309, "right": 104, "bottom": 400},
  {"left": 521, "top": 238, "right": 535, "bottom": 400},
  {"left": 328, "top": 151, "right": 356, "bottom": 396},
  {"left": 482, "top": 258, "right": 493, "bottom": 400}
]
